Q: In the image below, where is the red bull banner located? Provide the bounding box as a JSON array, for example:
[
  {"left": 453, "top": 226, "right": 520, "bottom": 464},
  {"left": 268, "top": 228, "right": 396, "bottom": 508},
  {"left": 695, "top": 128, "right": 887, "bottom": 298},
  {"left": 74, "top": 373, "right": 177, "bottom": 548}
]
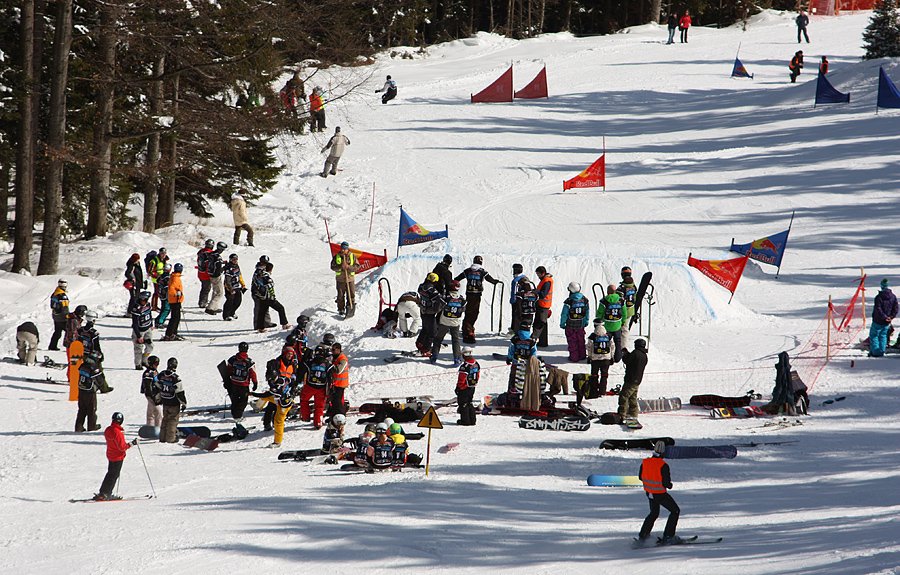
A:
[
  {"left": 328, "top": 243, "right": 388, "bottom": 274},
  {"left": 563, "top": 154, "right": 605, "bottom": 191},
  {"left": 398, "top": 208, "right": 449, "bottom": 247},
  {"left": 688, "top": 253, "right": 750, "bottom": 295},
  {"left": 730, "top": 228, "right": 790, "bottom": 268}
]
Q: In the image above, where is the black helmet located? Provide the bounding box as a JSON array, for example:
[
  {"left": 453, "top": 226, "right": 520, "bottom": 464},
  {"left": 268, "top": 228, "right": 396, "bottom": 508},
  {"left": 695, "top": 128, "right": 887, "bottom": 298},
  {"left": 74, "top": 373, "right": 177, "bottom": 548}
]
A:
[
  {"left": 296, "top": 315, "right": 310, "bottom": 326},
  {"left": 259, "top": 255, "right": 270, "bottom": 264},
  {"left": 112, "top": 412, "right": 124, "bottom": 424},
  {"left": 216, "top": 241, "right": 228, "bottom": 252},
  {"left": 473, "top": 255, "right": 483, "bottom": 265},
  {"left": 621, "top": 266, "right": 633, "bottom": 278},
  {"left": 634, "top": 339, "right": 647, "bottom": 350},
  {"left": 147, "top": 355, "right": 160, "bottom": 367},
  {"left": 167, "top": 357, "right": 178, "bottom": 370},
  {"left": 205, "top": 239, "right": 215, "bottom": 248},
  {"left": 74, "top": 305, "right": 88, "bottom": 318},
  {"left": 322, "top": 333, "right": 336, "bottom": 345},
  {"left": 229, "top": 253, "right": 238, "bottom": 261},
  {"left": 386, "top": 75, "right": 392, "bottom": 80},
  {"left": 139, "top": 290, "right": 151, "bottom": 300},
  {"left": 442, "top": 254, "right": 452, "bottom": 265},
  {"left": 512, "top": 263, "right": 523, "bottom": 274},
  {"left": 174, "top": 263, "right": 184, "bottom": 273},
  {"left": 238, "top": 341, "right": 249, "bottom": 353}
]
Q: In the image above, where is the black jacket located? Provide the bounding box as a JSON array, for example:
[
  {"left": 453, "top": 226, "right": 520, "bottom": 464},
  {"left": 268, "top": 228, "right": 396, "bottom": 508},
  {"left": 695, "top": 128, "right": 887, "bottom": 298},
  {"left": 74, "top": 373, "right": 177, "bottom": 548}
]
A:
[
  {"left": 622, "top": 348, "right": 648, "bottom": 385},
  {"left": 432, "top": 262, "right": 453, "bottom": 296}
]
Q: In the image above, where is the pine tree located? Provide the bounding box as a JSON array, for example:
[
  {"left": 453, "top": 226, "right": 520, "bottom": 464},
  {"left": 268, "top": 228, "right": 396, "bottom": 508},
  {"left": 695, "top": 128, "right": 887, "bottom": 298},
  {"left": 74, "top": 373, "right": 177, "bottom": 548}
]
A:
[{"left": 863, "top": 0, "right": 900, "bottom": 60}]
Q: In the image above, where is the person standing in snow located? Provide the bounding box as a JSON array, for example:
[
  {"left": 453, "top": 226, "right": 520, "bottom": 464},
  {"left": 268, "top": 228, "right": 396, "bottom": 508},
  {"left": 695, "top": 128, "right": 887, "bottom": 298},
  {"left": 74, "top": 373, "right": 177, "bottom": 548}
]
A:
[
  {"left": 431, "top": 280, "right": 466, "bottom": 365},
  {"left": 636, "top": 440, "right": 681, "bottom": 545},
  {"left": 432, "top": 254, "right": 454, "bottom": 296},
  {"left": 619, "top": 339, "right": 648, "bottom": 422},
  {"left": 140, "top": 355, "right": 162, "bottom": 427},
  {"left": 789, "top": 51, "right": 804, "bottom": 83},
  {"left": 147, "top": 248, "right": 168, "bottom": 312},
  {"left": 155, "top": 264, "right": 172, "bottom": 329},
  {"left": 559, "top": 282, "right": 590, "bottom": 362},
  {"left": 129, "top": 290, "right": 154, "bottom": 370},
  {"left": 819, "top": 56, "right": 829, "bottom": 75},
  {"left": 196, "top": 239, "right": 215, "bottom": 308},
  {"left": 231, "top": 191, "right": 254, "bottom": 247},
  {"left": 666, "top": 12, "right": 678, "bottom": 45},
  {"left": 49, "top": 279, "right": 71, "bottom": 351},
  {"left": 679, "top": 10, "right": 691, "bottom": 43},
  {"left": 328, "top": 343, "right": 350, "bottom": 418},
  {"left": 75, "top": 350, "right": 103, "bottom": 432},
  {"left": 395, "top": 291, "right": 422, "bottom": 338},
  {"left": 309, "top": 87, "right": 326, "bottom": 132},
  {"left": 252, "top": 256, "right": 275, "bottom": 329},
  {"left": 205, "top": 241, "right": 227, "bottom": 315},
  {"left": 124, "top": 254, "right": 144, "bottom": 312},
  {"left": 16, "top": 322, "right": 39, "bottom": 365},
  {"left": 617, "top": 267, "right": 639, "bottom": 350},
  {"left": 157, "top": 357, "right": 186, "bottom": 443},
  {"left": 416, "top": 272, "right": 444, "bottom": 356},
  {"left": 869, "top": 278, "right": 898, "bottom": 357},
  {"left": 375, "top": 75, "right": 398, "bottom": 104},
  {"left": 94, "top": 412, "right": 138, "bottom": 501},
  {"left": 222, "top": 253, "right": 245, "bottom": 321},
  {"left": 796, "top": 10, "right": 810, "bottom": 44},
  {"left": 514, "top": 277, "right": 538, "bottom": 334},
  {"left": 163, "top": 263, "right": 185, "bottom": 341},
  {"left": 455, "top": 255, "right": 500, "bottom": 344},
  {"left": 300, "top": 346, "right": 333, "bottom": 431},
  {"left": 455, "top": 346, "right": 480, "bottom": 425},
  {"left": 508, "top": 263, "right": 526, "bottom": 335},
  {"left": 330, "top": 241, "right": 360, "bottom": 317},
  {"left": 596, "top": 284, "right": 627, "bottom": 363},
  {"left": 225, "top": 342, "right": 258, "bottom": 421},
  {"left": 320, "top": 127, "right": 350, "bottom": 178},
  {"left": 533, "top": 266, "right": 554, "bottom": 348},
  {"left": 253, "top": 262, "right": 290, "bottom": 332},
  {"left": 587, "top": 319, "right": 615, "bottom": 398}
]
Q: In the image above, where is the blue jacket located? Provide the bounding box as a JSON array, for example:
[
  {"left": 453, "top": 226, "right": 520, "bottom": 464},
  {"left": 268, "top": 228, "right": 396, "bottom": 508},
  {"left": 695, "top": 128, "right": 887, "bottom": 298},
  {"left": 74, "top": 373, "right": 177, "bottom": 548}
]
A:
[
  {"left": 559, "top": 292, "right": 590, "bottom": 329},
  {"left": 510, "top": 273, "right": 525, "bottom": 304}
]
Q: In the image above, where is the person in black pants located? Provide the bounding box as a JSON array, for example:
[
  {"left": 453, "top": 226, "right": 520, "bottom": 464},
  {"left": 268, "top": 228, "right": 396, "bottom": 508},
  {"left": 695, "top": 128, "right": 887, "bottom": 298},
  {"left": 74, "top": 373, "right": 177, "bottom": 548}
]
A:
[
  {"left": 254, "top": 263, "right": 289, "bottom": 332},
  {"left": 637, "top": 441, "right": 681, "bottom": 544},
  {"left": 95, "top": 412, "right": 137, "bottom": 501}
]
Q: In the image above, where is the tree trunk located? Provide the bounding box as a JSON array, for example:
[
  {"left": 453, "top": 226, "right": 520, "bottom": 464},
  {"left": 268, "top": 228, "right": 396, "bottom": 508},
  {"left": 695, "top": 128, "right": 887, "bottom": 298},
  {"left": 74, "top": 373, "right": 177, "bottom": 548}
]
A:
[
  {"left": 507, "top": 0, "right": 515, "bottom": 35},
  {"left": 86, "top": 0, "right": 118, "bottom": 239},
  {"left": 650, "top": 0, "right": 662, "bottom": 23},
  {"left": 141, "top": 54, "right": 165, "bottom": 233},
  {"left": 30, "top": 0, "right": 47, "bottom": 226},
  {"left": 0, "top": 161, "right": 10, "bottom": 240},
  {"left": 38, "top": 0, "right": 73, "bottom": 276},
  {"left": 13, "top": 0, "right": 36, "bottom": 274},
  {"left": 538, "top": 0, "right": 547, "bottom": 33},
  {"left": 156, "top": 73, "right": 179, "bottom": 229}
]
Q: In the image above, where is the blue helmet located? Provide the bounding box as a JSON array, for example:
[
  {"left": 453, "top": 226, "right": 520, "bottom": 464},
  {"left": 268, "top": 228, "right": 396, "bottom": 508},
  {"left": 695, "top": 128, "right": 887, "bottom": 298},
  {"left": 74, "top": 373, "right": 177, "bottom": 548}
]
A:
[{"left": 517, "top": 330, "right": 531, "bottom": 340}]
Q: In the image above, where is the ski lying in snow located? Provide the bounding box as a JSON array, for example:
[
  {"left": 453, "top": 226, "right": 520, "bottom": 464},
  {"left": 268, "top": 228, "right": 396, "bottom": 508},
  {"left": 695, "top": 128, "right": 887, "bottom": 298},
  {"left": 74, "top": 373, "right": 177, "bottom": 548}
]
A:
[
  {"left": 70, "top": 495, "right": 154, "bottom": 503},
  {"left": 600, "top": 437, "right": 675, "bottom": 450},
  {"left": 518, "top": 415, "right": 591, "bottom": 431}
]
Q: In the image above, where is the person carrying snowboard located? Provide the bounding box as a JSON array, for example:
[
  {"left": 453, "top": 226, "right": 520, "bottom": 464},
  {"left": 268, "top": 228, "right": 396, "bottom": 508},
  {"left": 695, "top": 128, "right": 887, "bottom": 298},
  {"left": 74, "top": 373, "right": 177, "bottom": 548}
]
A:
[
  {"left": 617, "top": 267, "right": 638, "bottom": 350},
  {"left": 455, "top": 255, "right": 500, "bottom": 344},
  {"left": 559, "top": 282, "right": 589, "bottom": 362},
  {"left": 225, "top": 342, "right": 258, "bottom": 422},
  {"left": 140, "top": 355, "right": 162, "bottom": 427},
  {"left": 596, "top": 284, "right": 626, "bottom": 363},
  {"left": 94, "top": 412, "right": 138, "bottom": 501},
  {"left": 789, "top": 51, "right": 804, "bottom": 83},
  {"left": 456, "top": 346, "right": 480, "bottom": 425},
  {"left": 129, "top": 290, "right": 155, "bottom": 370},
  {"left": 375, "top": 75, "right": 398, "bottom": 104},
  {"left": 618, "top": 339, "right": 648, "bottom": 423},
  {"left": 320, "top": 127, "right": 350, "bottom": 178},
  {"left": 330, "top": 241, "right": 359, "bottom": 317},
  {"left": 196, "top": 239, "right": 215, "bottom": 308},
  {"left": 636, "top": 440, "right": 681, "bottom": 545},
  {"left": 157, "top": 357, "right": 186, "bottom": 443},
  {"left": 431, "top": 280, "right": 466, "bottom": 366}
]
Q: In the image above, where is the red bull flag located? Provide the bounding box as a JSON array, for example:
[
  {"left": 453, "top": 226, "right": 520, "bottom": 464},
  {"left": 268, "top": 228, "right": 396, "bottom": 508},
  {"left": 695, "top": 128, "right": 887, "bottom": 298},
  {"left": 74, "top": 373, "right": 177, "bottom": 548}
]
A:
[
  {"left": 563, "top": 154, "right": 605, "bottom": 191},
  {"left": 688, "top": 253, "right": 750, "bottom": 295},
  {"left": 730, "top": 228, "right": 790, "bottom": 268},
  {"left": 328, "top": 243, "right": 388, "bottom": 274},
  {"left": 398, "top": 208, "right": 449, "bottom": 247}
]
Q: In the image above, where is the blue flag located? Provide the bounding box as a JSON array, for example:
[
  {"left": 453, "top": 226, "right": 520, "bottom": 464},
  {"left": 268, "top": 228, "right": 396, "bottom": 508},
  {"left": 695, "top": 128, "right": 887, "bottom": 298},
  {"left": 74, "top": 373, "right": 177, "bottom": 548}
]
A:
[
  {"left": 815, "top": 73, "right": 850, "bottom": 105},
  {"left": 730, "top": 229, "right": 790, "bottom": 268},
  {"left": 398, "top": 208, "right": 448, "bottom": 247},
  {"left": 731, "top": 57, "right": 753, "bottom": 79},
  {"left": 877, "top": 67, "right": 900, "bottom": 110}
]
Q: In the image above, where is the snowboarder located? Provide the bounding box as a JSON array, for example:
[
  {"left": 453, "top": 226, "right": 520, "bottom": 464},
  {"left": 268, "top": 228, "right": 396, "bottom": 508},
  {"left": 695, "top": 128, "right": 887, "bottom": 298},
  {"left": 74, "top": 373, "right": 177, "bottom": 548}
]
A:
[
  {"left": 251, "top": 256, "right": 275, "bottom": 329},
  {"left": 514, "top": 277, "right": 538, "bottom": 334},
  {"left": 196, "top": 239, "right": 215, "bottom": 308},
  {"left": 205, "top": 241, "right": 227, "bottom": 315},
  {"left": 375, "top": 75, "right": 398, "bottom": 104},
  {"left": 147, "top": 248, "right": 168, "bottom": 311},
  {"left": 94, "top": 412, "right": 138, "bottom": 501},
  {"left": 394, "top": 291, "right": 421, "bottom": 337},
  {"left": 679, "top": 10, "right": 691, "bottom": 43},
  {"left": 157, "top": 357, "right": 186, "bottom": 443},
  {"left": 322, "top": 413, "right": 347, "bottom": 455},
  {"left": 163, "top": 263, "right": 185, "bottom": 341},
  {"left": 15, "top": 321, "right": 39, "bottom": 365},
  {"left": 300, "top": 346, "right": 333, "bottom": 429},
  {"left": 619, "top": 339, "right": 648, "bottom": 422},
  {"left": 129, "top": 290, "right": 154, "bottom": 370},
  {"left": 320, "top": 127, "right": 350, "bottom": 178},
  {"left": 309, "top": 87, "right": 326, "bottom": 132},
  {"left": 869, "top": 278, "right": 898, "bottom": 357},
  {"left": 48, "top": 279, "right": 70, "bottom": 351},
  {"left": 366, "top": 423, "right": 395, "bottom": 471},
  {"left": 456, "top": 346, "right": 480, "bottom": 425},
  {"left": 596, "top": 284, "right": 626, "bottom": 363},
  {"left": 140, "top": 355, "right": 162, "bottom": 427},
  {"left": 559, "top": 282, "right": 589, "bottom": 362},
  {"left": 636, "top": 440, "right": 681, "bottom": 545},
  {"left": 819, "top": 56, "right": 829, "bottom": 75},
  {"left": 796, "top": 10, "right": 810, "bottom": 44},
  {"left": 455, "top": 255, "right": 500, "bottom": 344},
  {"left": 252, "top": 261, "right": 290, "bottom": 332},
  {"left": 155, "top": 263, "right": 172, "bottom": 329},
  {"left": 225, "top": 342, "right": 258, "bottom": 421},
  {"left": 666, "top": 12, "right": 678, "bottom": 44},
  {"left": 506, "top": 329, "right": 537, "bottom": 397},
  {"left": 508, "top": 263, "right": 526, "bottom": 335},
  {"left": 261, "top": 375, "right": 297, "bottom": 448},
  {"left": 431, "top": 280, "right": 466, "bottom": 365},
  {"left": 789, "top": 51, "right": 804, "bottom": 83},
  {"left": 261, "top": 346, "right": 302, "bottom": 431},
  {"left": 285, "top": 315, "right": 311, "bottom": 362},
  {"left": 330, "top": 241, "right": 360, "bottom": 317},
  {"left": 415, "top": 272, "right": 444, "bottom": 356},
  {"left": 64, "top": 304, "right": 86, "bottom": 352},
  {"left": 124, "top": 254, "right": 144, "bottom": 312},
  {"left": 328, "top": 343, "right": 350, "bottom": 419},
  {"left": 222, "top": 253, "right": 245, "bottom": 321},
  {"left": 617, "top": 267, "right": 638, "bottom": 350},
  {"left": 587, "top": 319, "right": 615, "bottom": 398},
  {"left": 230, "top": 190, "right": 254, "bottom": 246},
  {"left": 432, "top": 254, "right": 454, "bottom": 296},
  {"left": 75, "top": 350, "right": 103, "bottom": 432}
]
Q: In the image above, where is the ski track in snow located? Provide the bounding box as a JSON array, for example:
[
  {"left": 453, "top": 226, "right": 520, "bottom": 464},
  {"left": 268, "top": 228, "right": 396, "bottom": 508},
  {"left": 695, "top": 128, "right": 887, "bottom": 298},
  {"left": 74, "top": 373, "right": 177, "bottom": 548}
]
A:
[{"left": 2, "top": 10, "right": 900, "bottom": 575}]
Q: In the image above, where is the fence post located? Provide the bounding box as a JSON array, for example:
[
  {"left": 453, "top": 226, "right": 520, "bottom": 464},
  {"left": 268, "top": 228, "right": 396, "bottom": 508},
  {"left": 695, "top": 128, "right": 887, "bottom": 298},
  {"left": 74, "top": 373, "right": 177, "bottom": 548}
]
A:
[
  {"left": 826, "top": 295, "right": 832, "bottom": 362},
  {"left": 860, "top": 268, "right": 866, "bottom": 329}
]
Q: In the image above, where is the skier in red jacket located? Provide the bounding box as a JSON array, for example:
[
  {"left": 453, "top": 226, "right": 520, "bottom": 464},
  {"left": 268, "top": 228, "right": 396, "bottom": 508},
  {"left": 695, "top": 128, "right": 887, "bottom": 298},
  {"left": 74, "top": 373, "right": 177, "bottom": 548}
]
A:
[
  {"left": 95, "top": 412, "right": 137, "bottom": 501},
  {"left": 679, "top": 11, "right": 692, "bottom": 43}
]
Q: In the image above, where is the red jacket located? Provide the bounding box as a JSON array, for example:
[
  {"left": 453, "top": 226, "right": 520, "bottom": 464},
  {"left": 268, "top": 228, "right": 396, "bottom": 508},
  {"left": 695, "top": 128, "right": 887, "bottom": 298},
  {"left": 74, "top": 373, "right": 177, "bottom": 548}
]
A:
[
  {"left": 679, "top": 15, "right": 691, "bottom": 28},
  {"left": 105, "top": 422, "right": 131, "bottom": 462}
]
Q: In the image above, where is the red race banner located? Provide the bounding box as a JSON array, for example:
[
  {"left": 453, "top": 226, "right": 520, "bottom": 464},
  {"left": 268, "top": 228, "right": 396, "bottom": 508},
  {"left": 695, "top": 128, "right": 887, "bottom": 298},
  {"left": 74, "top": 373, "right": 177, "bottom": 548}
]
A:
[
  {"left": 329, "top": 243, "right": 388, "bottom": 274},
  {"left": 687, "top": 253, "right": 749, "bottom": 294},
  {"left": 563, "top": 154, "right": 605, "bottom": 191}
]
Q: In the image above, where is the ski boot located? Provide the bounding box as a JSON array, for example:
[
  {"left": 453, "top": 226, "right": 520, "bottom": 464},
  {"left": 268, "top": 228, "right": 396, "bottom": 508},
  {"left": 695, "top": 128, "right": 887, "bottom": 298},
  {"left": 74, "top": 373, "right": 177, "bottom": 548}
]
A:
[{"left": 658, "top": 535, "right": 685, "bottom": 546}]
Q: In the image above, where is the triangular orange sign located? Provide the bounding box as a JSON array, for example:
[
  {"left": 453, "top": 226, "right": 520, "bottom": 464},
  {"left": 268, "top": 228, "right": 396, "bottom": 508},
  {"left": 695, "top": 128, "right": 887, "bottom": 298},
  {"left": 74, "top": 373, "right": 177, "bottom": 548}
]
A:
[{"left": 417, "top": 406, "right": 443, "bottom": 429}]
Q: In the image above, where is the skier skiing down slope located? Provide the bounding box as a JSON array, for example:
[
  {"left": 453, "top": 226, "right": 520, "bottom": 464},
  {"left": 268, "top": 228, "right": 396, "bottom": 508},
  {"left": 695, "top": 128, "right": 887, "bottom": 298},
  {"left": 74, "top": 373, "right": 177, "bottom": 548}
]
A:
[
  {"left": 455, "top": 255, "right": 500, "bottom": 344},
  {"left": 375, "top": 75, "right": 397, "bottom": 104},
  {"left": 636, "top": 440, "right": 682, "bottom": 545}
]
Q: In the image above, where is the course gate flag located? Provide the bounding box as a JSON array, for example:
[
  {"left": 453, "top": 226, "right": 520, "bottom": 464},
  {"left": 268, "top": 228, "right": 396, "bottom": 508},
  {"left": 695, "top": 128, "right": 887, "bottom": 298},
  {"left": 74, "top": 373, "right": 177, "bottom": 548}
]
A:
[
  {"left": 398, "top": 207, "right": 449, "bottom": 248},
  {"left": 688, "top": 252, "right": 750, "bottom": 302},
  {"left": 563, "top": 153, "right": 605, "bottom": 191}
]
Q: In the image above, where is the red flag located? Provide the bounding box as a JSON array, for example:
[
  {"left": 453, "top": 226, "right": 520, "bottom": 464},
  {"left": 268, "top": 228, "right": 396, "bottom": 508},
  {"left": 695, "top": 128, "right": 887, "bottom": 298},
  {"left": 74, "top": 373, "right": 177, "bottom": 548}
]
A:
[
  {"left": 563, "top": 154, "right": 605, "bottom": 191},
  {"left": 687, "top": 253, "right": 749, "bottom": 294},
  {"left": 471, "top": 66, "right": 514, "bottom": 103},
  {"left": 514, "top": 67, "right": 548, "bottom": 99},
  {"left": 329, "top": 243, "right": 388, "bottom": 274}
]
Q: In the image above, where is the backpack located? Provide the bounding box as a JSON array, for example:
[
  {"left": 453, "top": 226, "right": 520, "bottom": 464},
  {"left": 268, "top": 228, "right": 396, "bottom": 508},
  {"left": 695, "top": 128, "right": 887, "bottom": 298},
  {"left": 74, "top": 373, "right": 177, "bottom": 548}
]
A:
[
  {"left": 197, "top": 249, "right": 210, "bottom": 273},
  {"left": 251, "top": 271, "right": 268, "bottom": 299}
]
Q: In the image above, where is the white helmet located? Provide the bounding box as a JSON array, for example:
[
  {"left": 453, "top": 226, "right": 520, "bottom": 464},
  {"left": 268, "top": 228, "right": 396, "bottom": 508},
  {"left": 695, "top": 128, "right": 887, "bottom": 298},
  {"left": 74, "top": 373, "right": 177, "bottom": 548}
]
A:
[
  {"left": 332, "top": 414, "right": 346, "bottom": 426},
  {"left": 375, "top": 422, "right": 389, "bottom": 433},
  {"left": 567, "top": 281, "right": 581, "bottom": 293},
  {"left": 383, "top": 418, "right": 395, "bottom": 427},
  {"left": 461, "top": 346, "right": 474, "bottom": 356}
]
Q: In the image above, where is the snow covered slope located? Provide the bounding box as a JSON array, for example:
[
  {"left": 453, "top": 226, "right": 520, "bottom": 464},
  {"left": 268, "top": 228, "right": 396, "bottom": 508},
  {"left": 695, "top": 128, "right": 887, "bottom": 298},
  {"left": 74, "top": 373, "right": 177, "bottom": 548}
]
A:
[{"left": 1, "top": 10, "right": 899, "bottom": 575}]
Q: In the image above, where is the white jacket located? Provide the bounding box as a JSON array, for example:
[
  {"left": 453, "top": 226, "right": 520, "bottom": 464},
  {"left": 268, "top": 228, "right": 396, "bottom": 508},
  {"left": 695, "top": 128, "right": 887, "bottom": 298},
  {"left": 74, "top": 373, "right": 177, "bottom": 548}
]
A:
[{"left": 230, "top": 195, "right": 249, "bottom": 227}]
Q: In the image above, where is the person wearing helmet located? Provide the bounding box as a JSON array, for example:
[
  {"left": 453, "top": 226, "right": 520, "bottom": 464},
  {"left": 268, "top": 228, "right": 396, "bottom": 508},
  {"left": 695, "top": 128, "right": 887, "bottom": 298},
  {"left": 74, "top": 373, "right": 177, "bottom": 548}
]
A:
[
  {"left": 375, "top": 74, "right": 397, "bottom": 104},
  {"left": 196, "top": 239, "right": 215, "bottom": 308},
  {"left": 15, "top": 321, "right": 40, "bottom": 365},
  {"left": 64, "top": 304, "right": 87, "bottom": 351},
  {"left": 330, "top": 241, "right": 359, "bottom": 317},
  {"left": 124, "top": 253, "right": 145, "bottom": 313},
  {"left": 636, "top": 440, "right": 681, "bottom": 546},
  {"left": 513, "top": 277, "right": 538, "bottom": 334},
  {"left": 353, "top": 430, "right": 376, "bottom": 468},
  {"left": 253, "top": 261, "right": 290, "bottom": 332},
  {"left": 389, "top": 423, "right": 411, "bottom": 470},
  {"left": 163, "top": 262, "right": 185, "bottom": 341},
  {"left": 223, "top": 342, "right": 258, "bottom": 422},
  {"left": 432, "top": 254, "right": 454, "bottom": 296},
  {"left": 618, "top": 339, "right": 648, "bottom": 424},
  {"left": 559, "top": 281, "right": 589, "bottom": 362},
  {"left": 258, "top": 375, "right": 298, "bottom": 448},
  {"left": 309, "top": 86, "right": 326, "bottom": 132},
  {"left": 587, "top": 318, "right": 615, "bottom": 400},
  {"left": 48, "top": 278, "right": 70, "bottom": 350},
  {"left": 94, "top": 412, "right": 138, "bottom": 501},
  {"left": 507, "top": 263, "right": 526, "bottom": 335},
  {"left": 322, "top": 413, "right": 347, "bottom": 455},
  {"left": 431, "top": 280, "right": 466, "bottom": 366},
  {"left": 222, "top": 253, "right": 245, "bottom": 321},
  {"left": 454, "top": 255, "right": 500, "bottom": 344},
  {"left": 456, "top": 346, "right": 480, "bottom": 425},
  {"left": 230, "top": 190, "right": 254, "bottom": 247},
  {"left": 259, "top": 347, "right": 303, "bottom": 432},
  {"left": 141, "top": 355, "right": 163, "bottom": 427},
  {"left": 157, "top": 357, "right": 186, "bottom": 443},
  {"left": 328, "top": 343, "right": 350, "bottom": 419},
  {"left": 74, "top": 346, "right": 106, "bottom": 432},
  {"left": 366, "top": 423, "right": 395, "bottom": 471},
  {"left": 415, "top": 272, "right": 444, "bottom": 356},
  {"left": 251, "top": 257, "right": 275, "bottom": 329},
  {"left": 147, "top": 248, "right": 169, "bottom": 312},
  {"left": 155, "top": 263, "right": 173, "bottom": 329},
  {"left": 596, "top": 284, "right": 626, "bottom": 364},
  {"left": 616, "top": 267, "right": 638, "bottom": 350},
  {"left": 285, "top": 318, "right": 311, "bottom": 362},
  {"left": 533, "top": 266, "right": 554, "bottom": 348},
  {"left": 300, "top": 345, "right": 334, "bottom": 429},
  {"left": 129, "top": 289, "right": 155, "bottom": 370},
  {"left": 204, "top": 241, "right": 228, "bottom": 316},
  {"left": 320, "top": 127, "right": 350, "bottom": 179}
]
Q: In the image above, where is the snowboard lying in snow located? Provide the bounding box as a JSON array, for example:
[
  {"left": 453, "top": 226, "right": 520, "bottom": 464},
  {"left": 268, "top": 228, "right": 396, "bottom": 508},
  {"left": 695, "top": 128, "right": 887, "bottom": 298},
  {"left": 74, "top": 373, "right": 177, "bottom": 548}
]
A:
[
  {"left": 587, "top": 475, "right": 642, "bottom": 487},
  {"left": 600, "top": 437, "right": 675, "bottom": 450},
  {"left": 638, "top": 397, "right": 682, "bottom": 413},
  {"left": 518, "top": 415, "right": 591, "bottom": 431},
  {"left": 664, "top": 445, "right": 737, "bottom": 459},
  {"left": 138, "top": 425, "right": 212, "bottom": 439},
  {"left": 183, "top": 434, "right": 219, "bottom": 451}
]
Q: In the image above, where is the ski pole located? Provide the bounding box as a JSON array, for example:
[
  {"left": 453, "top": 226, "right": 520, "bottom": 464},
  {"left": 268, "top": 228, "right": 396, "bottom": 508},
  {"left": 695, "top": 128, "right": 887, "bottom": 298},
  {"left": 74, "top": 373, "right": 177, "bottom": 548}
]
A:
[{"left": 135, "top": 439, "right": 157, "bottom": 498}]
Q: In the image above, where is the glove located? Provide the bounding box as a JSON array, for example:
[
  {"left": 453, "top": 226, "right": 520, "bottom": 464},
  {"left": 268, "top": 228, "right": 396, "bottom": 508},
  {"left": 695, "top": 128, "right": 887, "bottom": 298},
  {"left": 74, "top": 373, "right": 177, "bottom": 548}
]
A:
[
  {"left": 252, "top": 383, "right": 258, "bottom": 392},
  {"left": 241, "top": 287, "right": 247, "bottom": 294},
  {"left": 320, "top": 148, "right": 326, "bottom": 154},
  {"left": 506, "top": 360, "right": 512, "bottom": 366},
  {"left": 180, "top": 403, "right": 186, "bottom": 412},
  {"left": 131, "top": 438, "right": 139, "bottom": 446},
  {"left": 137, "top": 337, "right": 144, "bottom": 344},
  {"left": 375, "top": 89, "right": 381, "bottom": 93}
]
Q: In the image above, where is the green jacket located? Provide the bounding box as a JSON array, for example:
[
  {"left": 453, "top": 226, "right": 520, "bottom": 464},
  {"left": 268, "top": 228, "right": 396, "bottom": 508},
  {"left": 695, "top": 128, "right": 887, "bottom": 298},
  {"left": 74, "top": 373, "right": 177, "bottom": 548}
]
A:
[{"left": 595, "top": 292, "right": 627, "bottom": 332}]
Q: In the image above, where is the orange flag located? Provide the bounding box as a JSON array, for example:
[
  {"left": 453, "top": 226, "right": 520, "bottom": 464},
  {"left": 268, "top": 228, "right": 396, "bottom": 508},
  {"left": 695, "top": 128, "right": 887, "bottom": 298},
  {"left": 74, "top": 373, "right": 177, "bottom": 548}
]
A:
[{"left": 687, "top": 253, "right": 750, "bottom": 294}]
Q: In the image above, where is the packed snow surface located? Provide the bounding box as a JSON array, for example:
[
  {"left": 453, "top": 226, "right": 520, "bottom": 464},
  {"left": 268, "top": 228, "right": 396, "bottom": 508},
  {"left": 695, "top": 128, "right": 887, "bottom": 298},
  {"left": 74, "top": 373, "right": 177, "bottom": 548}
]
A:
[{"left": 1, "top": 10, "right": 899, "bottom": 575}]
